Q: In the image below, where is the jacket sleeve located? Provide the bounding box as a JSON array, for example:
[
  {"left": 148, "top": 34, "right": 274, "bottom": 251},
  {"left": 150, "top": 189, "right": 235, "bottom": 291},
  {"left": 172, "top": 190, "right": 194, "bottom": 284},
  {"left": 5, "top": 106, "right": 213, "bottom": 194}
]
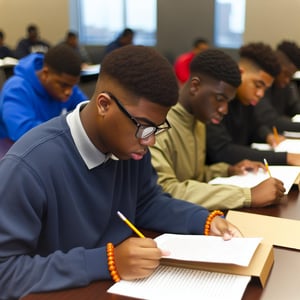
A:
[
  {"left": 206, "top": 122, "right": 287, "bottom": 165},
  {"left": 0, "top": 157, "right": 108, "bottom": 299},
  {"left": 0, "top": 78, "right": 43, "bottom": 141},
  {"left": 285, "top": 82, "right": 300, "bottom": 117},
  {"left": 149, "top": 142, "right": 251, "bottom": 210},
  {"left": 254, "top": 84, "right": 300, "bottom": 135}
]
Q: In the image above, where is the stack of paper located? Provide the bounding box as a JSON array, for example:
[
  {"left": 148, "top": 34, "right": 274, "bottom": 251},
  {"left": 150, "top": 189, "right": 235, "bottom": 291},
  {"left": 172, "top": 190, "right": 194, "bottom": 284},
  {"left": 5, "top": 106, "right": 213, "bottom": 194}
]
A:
[
  {"left": 0, "top": 57, "right": 18, "bottom": 67},
  {"left": 208, "top": 166, "right": 300, "bottom": 194},
  {"left": 107, "top": 234, "right": 264, "bottom": 300},
  {"left": 251, "top": 139, "right": 300, "bottom": 153}
]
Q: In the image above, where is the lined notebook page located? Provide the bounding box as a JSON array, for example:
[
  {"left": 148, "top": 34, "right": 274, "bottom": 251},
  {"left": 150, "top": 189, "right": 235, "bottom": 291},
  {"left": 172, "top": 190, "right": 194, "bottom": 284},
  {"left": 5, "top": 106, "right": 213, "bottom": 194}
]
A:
[{"left": 107, "top": 265, "right": 250, "bottom": 300}]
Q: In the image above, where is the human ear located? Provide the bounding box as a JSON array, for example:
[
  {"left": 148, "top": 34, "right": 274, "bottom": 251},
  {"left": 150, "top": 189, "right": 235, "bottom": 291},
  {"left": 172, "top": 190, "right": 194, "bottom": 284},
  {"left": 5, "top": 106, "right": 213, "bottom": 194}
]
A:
[
  {"left": 97, "top": 93, "right": 111, "bottom": 116},
  {"left": 190, "top": 77, "right": 200, "bottom": 94}
]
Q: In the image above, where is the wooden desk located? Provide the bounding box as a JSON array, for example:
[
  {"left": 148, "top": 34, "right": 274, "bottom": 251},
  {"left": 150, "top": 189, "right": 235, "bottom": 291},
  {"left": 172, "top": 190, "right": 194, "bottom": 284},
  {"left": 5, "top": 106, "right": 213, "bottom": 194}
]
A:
[{"left": 21, "top": 187, "right": 300, "bottom": 300}]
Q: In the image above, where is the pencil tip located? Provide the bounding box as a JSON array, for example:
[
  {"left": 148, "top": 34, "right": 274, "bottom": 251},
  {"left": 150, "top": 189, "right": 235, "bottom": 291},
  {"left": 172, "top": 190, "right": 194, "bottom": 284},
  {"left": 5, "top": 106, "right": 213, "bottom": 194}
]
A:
[{"left": 117, "top": 211, "right": 125, "bottom": 220}]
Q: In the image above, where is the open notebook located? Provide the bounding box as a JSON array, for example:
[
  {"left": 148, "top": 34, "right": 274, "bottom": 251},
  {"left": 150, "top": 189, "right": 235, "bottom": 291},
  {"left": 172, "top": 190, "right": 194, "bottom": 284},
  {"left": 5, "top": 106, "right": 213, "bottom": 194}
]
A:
[
  {"left": 107, "top": 234, "right": 263, "bottom": 300},
  {"left": 208, "top": 166, "right": 300, "bottom": 194}
]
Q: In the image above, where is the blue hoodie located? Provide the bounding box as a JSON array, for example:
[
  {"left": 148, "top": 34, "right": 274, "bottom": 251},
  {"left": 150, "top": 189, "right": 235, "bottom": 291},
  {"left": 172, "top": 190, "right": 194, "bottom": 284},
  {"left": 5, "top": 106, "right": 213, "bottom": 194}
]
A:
[{"left": 0, "top": 53, "right": 87, "bottom": 141}]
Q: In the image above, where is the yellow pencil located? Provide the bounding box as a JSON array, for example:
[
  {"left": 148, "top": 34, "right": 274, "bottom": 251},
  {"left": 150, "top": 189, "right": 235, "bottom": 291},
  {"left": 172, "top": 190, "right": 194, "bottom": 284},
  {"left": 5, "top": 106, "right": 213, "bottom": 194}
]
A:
[
  {"left": 263, "top": 158, "right": 272, "bottom": 177},
  {"left": 273, "top": 126, "right": 279, "bottom": 145},
  {"left": 117, "top": 211, "right": 145, "bottom": 238}
]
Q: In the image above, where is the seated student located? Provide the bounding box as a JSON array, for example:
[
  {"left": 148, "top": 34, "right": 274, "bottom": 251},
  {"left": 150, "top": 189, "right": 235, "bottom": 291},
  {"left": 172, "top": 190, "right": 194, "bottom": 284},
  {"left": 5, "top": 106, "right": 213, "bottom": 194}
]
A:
[
  {"left": 150, "top": 49, "right": 285, "bottom": 210},
  {"left": 253, "top": 40, "right": 300, "bottom": 142},
  {"left": 206, "top": 42, "right": 300, "bottom": 166},
  {"left": 0, "top": 45, "right": 241, "bottom": 299},
  {"left": 174, "top": 38, "right": 209, "bottom": 86},
  {"left": 0, "top": 44, "right": 88, "bottom": 141},
  {"left": 15, "top": 24, "right": 50, "bottom": 59},
  {"left": 0, "top": 30, "right": 15, "bottom": 59},
  {"left": 103, "top": 28, "right": 134, "bottom": 57},
  {"left": 59, "top": 30, "right": 91, "bottom": 65}
]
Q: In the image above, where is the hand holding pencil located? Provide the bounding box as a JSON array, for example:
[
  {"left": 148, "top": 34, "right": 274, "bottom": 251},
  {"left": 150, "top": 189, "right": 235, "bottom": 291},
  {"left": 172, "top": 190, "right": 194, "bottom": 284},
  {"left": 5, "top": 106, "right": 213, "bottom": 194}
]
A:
[
  {"left": 114, "top": 211, "right": 170, "bottom": 280},
  {"left": 266, "top": 126, "right": 285, "bottom": 147}
]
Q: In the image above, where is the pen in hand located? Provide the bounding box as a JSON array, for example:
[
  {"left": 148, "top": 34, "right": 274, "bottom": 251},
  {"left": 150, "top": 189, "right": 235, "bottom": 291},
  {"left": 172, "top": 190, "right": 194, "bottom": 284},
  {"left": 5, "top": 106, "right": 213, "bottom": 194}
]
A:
[
  {"left": 117, "top": 211, "right": 145, "bottom": 238},
  {"left": 272, "top": 126, "right": 279, "bottom": 145},
  {"left": 263, "top": 158, "right": 272, "bottom": 177}
]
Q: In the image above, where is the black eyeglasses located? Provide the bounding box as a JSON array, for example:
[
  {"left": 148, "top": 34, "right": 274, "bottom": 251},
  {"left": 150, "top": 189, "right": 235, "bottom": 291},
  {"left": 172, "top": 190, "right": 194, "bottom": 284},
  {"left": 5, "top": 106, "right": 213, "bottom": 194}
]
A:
[{"left": 102, "top": 91, "right": 171, "bottom": 139}]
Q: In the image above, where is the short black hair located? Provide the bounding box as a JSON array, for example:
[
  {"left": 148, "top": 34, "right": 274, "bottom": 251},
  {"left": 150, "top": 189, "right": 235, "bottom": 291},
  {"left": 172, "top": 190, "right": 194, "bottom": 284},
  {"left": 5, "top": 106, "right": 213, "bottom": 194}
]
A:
[
  {"left": 27, "top": 24, "right": 38, "bottom": 34},
  {"left": 100, "top": 45, "right": 178, "bottom": 107},
  {"left": 0, "top": 30, "right": 4, "bottom": 40},
  {"left": 44, "top": 44, "right": 82, "bottom": 76},
  {"left": 239, "top": 42, "right": 280, "bottom": 77},
  {"left": 190, "top": 49, "right": 241, "bottom": 88},
  {"left": 120, "top": 28, "right": 134, "bottom": 37},
  {"left": 66, "top": 31, "right": 78, "bottom": 39},
  {"left": 277, "top": 40, "right": 300, "bottom": 69},
  {"left": 193, "top": 38, "right": 208, "bottom": 48}
]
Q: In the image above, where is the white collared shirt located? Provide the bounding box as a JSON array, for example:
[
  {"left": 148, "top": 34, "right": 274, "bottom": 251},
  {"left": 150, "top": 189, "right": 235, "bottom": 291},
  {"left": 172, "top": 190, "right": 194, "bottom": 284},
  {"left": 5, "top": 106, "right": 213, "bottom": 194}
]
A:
[{"left": 66, "top": 101, "right": 118, "bottom": 169}]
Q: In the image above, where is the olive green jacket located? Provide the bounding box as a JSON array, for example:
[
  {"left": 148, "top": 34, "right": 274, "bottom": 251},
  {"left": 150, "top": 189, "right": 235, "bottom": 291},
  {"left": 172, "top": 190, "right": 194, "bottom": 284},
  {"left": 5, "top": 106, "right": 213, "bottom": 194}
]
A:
[{"left": 150, "top": 103, "right": 251, "bottom": 210}]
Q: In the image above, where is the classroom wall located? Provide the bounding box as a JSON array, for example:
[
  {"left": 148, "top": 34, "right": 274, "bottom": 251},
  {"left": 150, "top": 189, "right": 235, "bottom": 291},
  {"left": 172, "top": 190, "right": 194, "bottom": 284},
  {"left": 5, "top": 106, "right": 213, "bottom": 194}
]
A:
[
  {"left": 244, "top": 0, "right": 300, "bottom": 48},
  {"left": 0, "top": 0, "right": 69, "bottom": 48},
  {"left": 0, "top": 0, "right": 300, "bottom": 63}
]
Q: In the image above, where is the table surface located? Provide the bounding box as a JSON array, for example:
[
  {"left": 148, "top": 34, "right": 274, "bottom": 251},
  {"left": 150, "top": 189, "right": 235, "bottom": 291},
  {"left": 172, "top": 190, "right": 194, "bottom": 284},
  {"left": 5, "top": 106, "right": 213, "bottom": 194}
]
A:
[{"left": 21, "top": 186, "right": 300, "bottom": 300}]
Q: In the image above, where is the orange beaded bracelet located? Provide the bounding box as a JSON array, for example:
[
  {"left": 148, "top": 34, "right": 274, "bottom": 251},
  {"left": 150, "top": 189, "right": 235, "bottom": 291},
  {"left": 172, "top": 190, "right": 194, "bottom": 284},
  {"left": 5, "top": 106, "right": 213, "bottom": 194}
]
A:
[
  {"left": 204, "top": 210, "right": 224, "bottom": 235},
  {"left": 106, "top": 242, "right": 121, "bottom": 282}
]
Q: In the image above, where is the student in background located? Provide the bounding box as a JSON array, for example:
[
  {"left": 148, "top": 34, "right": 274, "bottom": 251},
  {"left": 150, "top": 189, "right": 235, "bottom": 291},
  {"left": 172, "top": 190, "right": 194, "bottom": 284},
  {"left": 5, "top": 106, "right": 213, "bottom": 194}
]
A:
[
  {"left": 103, "top": 28, "right": 134, "bottom": 57},
  {"left": 59, "top": 30, "right": 91, "bottom": 66},
  {"left": 253, "top": 40, "right": 300, "bottom": 141},
  {"left": 0, "top": 44, "right": 87, "bottom": 141},
  {"left": 174, "top": 38, "right": 209, "bottom": 86},
  {"left": 15, "top": 24, "right": 50, "bottom": 58},
  {"left": 0, "top": 45, "right": 241, "bottom": 299},
  {"left": 150, "top": 49, "right": 285, "bottom": 210},
  {"left": 0, "top": 30, "right": 15, "bottom": 59},
  {"left": 206, "top": 42, "right": 300, "bottom": 166}
]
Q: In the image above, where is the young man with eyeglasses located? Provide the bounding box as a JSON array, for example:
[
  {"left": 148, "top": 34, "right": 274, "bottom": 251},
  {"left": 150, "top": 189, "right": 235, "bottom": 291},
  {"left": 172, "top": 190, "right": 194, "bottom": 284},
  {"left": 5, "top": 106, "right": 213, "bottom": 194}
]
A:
[
  {"left": 206, "top": 42, "right": 300, "bottom": 166},
  {"left": 0, "top": 45, "right": 242, "bottom": 299},
  {"left": 150, "top": 49, "right": 285, "bottom": 210}
]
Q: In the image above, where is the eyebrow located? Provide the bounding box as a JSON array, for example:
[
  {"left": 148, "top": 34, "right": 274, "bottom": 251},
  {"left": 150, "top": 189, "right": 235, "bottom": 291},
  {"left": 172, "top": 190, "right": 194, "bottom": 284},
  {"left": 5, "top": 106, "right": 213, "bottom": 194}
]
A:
[
  {"left": 255, "top": 79, "right": 267, "bottom": 87},
  {"left": 216, "top": 92, "right": 229, "bottom": 100},
  {"left": 134, "top": 116, "right": 160, "bottom": 126}
]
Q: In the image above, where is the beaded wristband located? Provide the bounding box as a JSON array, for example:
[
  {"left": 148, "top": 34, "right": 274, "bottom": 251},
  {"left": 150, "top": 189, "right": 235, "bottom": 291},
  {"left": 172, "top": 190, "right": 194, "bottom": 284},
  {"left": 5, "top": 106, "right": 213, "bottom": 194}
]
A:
[
  {"left": 204, "top": 210, "right": 224, "bottom": 235},
  {"left": 106, "top": 242, "right": 121, "bottom": 282}
]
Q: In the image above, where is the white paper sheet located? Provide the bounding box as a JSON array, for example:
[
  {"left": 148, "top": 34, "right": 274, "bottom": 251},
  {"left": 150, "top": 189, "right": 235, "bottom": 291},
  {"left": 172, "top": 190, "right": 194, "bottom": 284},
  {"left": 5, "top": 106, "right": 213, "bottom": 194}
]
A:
[
  {"left": 107, "top": 265, "right": 251, "bottom": 300},
  {"left": 292, "top": 114, "right": 300, "bottom": 122},
  {"left": 251, "top": 139, "right": 300, "bottom": 153},
  {"left": 155, "top": 234, "right": 262, "bottom": 267},
  {"left": 208, "top": 166, "right": 300, "bottom": 194}
]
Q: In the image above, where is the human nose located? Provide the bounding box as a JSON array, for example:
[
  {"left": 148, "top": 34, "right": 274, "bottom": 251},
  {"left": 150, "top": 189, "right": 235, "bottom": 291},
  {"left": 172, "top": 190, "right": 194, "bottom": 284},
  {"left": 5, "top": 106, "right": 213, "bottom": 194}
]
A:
[
  {"left": 256, "top": 88, "right": 265, "bottom": 98},
  {"left": 218, "top": 102, "right": 228, "bottom": 115},
  {"left": 64, "top": 87, "right": 72, "bottom": 97}
]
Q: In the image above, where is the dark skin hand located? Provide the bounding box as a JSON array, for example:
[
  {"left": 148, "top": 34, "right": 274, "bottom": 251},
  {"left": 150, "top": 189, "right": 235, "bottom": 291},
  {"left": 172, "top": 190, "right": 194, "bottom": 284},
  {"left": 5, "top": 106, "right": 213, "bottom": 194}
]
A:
[
  {"left": 266, "top": 133, "right": 286, "bottom": 147},
  {"left": 114, "top": 217, "right": 242, "bottom": 280},
  {"left": 228, "top": 159, "right": 266, "bottom": 176},
  {"left": 227, "top": 160, "right": 285, "bottom": 207},
  {"left": 250, "top": 177, "right": 286, "bottom": 207}
]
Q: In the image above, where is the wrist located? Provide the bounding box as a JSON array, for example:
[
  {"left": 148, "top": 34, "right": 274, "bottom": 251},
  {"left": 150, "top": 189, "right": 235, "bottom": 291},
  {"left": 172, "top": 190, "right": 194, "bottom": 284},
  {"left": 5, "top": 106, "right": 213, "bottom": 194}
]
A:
[
  {"left": 106, "top": 242, "right": 121, "bottom": 282},
  {"left": 204, "top": 210, "right": 224, "bottom": 235}
]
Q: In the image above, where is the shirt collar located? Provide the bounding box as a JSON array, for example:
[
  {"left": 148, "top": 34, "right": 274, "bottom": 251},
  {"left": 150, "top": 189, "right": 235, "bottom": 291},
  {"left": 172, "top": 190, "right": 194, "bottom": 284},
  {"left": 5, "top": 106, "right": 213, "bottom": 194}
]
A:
[{"left": 66, "top": 101, "right": 118, "bottom": 169}]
